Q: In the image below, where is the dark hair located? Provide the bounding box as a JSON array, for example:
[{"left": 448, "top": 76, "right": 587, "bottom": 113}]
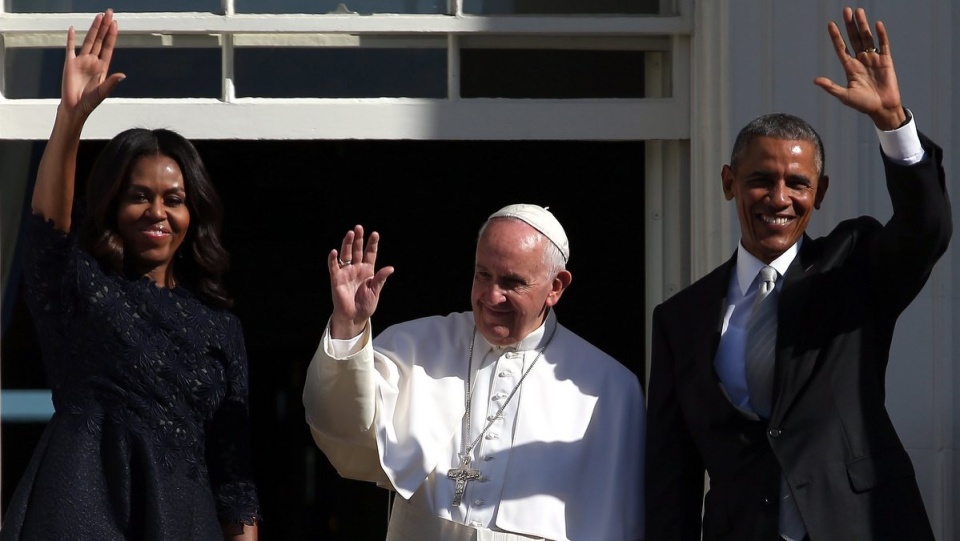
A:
[
  {"left": 730, "top": 113, "right": 826, "bottom": 178},
  {"left": 80, "top": 127, "right": 234, "bottom": 309}
]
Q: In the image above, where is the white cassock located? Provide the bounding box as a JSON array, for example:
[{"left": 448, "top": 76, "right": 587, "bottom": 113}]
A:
[{"left": 303, "top": 310, "right": 645, "bottom": 541}]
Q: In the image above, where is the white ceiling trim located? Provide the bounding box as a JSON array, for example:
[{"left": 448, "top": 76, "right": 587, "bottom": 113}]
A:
[{"left": 0, "top": 98, "right": 690, "bottom": 140}]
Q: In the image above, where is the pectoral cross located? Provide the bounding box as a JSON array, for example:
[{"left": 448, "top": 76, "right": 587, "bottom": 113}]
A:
[{"left": 447, "top": 455, "right": 481, "bottom": 506}]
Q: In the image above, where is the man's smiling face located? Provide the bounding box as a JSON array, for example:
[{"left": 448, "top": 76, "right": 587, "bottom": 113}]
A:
[{"left": 722, "top": 136, "right": 829, "bottom": 263}]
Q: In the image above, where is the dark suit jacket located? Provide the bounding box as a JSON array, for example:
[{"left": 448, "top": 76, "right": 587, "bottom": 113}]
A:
[{"left": 645, "top": 133, "right": 952, "bottom": 541}]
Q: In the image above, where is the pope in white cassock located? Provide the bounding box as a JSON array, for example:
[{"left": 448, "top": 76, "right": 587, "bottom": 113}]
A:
[{"left": 302, "top": 204, "right": 645, "bottom": 541}]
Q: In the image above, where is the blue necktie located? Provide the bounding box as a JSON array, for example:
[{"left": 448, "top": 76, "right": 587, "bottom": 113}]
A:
[{"left": 744, "top": 265, "right": 778, "bottom": 418}]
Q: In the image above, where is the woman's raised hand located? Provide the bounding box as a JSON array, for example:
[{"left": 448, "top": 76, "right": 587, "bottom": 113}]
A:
[{"left": 62, "top": 9, "right": 125, "bottom": 118}]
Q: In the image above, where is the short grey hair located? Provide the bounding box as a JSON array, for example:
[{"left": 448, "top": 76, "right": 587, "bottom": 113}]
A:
[{"left": 730, "top": 112, "right": 826, "bottom": 178}]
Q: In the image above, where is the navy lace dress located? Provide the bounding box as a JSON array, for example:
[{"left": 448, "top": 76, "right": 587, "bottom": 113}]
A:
[{"left": 0, "top": 214, "right": 261, "bottom": 541}]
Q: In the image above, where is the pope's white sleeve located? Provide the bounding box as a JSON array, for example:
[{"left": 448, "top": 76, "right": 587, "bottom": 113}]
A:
[{"left": 302, "top": 319, "right": 390, "bottom": 485}]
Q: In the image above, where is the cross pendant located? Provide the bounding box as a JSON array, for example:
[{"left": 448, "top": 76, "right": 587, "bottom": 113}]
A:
[{"left": 447, "top": 456, "right": 481, "bottom": 506}]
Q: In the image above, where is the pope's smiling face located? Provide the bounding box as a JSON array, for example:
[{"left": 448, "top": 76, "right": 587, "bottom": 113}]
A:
[
  {"left": 470, "top": 219, "right": 568, "bottom": 347},
  {"left": 722, "top": 136, "right": 829, "bottom": 263}
]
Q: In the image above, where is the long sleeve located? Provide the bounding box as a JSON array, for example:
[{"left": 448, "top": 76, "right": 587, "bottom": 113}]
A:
[
  {"left": 302, "top": 319, "right": 390, "bottom": 485},
  {"left": 206, "top": 316, "right": 262, "bottom": 527},
  {"left": 868, "top": 132, "right": 952, "bottom": 315},
  {"left": 645, "top": 305, "right": 709, "bottom": 541}
]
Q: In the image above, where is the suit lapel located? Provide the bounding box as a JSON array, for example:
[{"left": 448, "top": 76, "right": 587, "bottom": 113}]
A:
[
  {"left": 772, "top": 234, "right": 821, "bottom": 420},
  {"left": 688, "top": 256, "right": 743, "bottom": 412}
]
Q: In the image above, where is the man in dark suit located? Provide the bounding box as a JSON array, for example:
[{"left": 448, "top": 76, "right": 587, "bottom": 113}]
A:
[{"left": 645, "top": 7, "right": 952, "bottom": 541}]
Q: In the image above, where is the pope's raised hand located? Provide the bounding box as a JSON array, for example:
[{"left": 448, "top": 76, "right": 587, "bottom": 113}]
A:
[
  {"left": 814, "top": 7, "right": 905, "bottom": 130},
  {"left": 62, "top": 9, "right": 125, "bottom": 120},
  {"left": 328, "top": 225, "right": 395, "bottom": 339}
]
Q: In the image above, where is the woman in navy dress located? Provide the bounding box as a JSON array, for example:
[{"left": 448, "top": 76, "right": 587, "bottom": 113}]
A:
[{"left": 0, "top": 10, "right": 261, "bottom": 540}]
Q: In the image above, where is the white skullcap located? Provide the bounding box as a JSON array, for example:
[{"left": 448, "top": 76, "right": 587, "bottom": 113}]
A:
[{"left": 488, "top": 203, "right": 570, "bottom": 262}]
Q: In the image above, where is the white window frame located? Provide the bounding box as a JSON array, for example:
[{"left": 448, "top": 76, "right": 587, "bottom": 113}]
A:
[{"left": 0, "top": 1, "right": 692, "bottom": 141}]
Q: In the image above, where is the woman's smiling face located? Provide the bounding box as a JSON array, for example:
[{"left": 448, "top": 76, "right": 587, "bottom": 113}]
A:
[{"left": 116, "top": 153, "right": 190, "bottom": 285}]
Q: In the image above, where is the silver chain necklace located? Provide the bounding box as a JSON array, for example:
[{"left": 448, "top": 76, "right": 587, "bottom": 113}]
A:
[{"left": 446, "top": 321, "right": 558, "bottom": 506}]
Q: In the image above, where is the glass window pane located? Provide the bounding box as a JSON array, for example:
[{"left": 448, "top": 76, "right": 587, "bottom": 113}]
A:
[
  {"left": 235, "top": 48, "right": 446, "bottom": 98},
  {"left": 461, "top": 49, "right": 645, "bottom": 99},
  {"left": 236, "top": 0, "right": 445, "bottom": 14},
  {"left": 4, "top": 48, "right": 221, "bottom": 99},
  {"left": 5, "top": 0, "right": 220, "bottom": 13},
  {"left": 464, "top": 0, "right": 660, "bottom": 15}
]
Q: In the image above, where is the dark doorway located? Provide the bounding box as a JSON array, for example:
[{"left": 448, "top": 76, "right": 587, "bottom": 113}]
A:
[{"left": 2, "top": 139, "right": 644, "bottom": 540}]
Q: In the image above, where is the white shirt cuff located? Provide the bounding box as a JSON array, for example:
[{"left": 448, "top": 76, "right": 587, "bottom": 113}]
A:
[
  {"left": 327, "top": 321, "right": 367, "bottom": 358},
  {"left": 876, "top": 108, "right": 924, "bottom": 165}
]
